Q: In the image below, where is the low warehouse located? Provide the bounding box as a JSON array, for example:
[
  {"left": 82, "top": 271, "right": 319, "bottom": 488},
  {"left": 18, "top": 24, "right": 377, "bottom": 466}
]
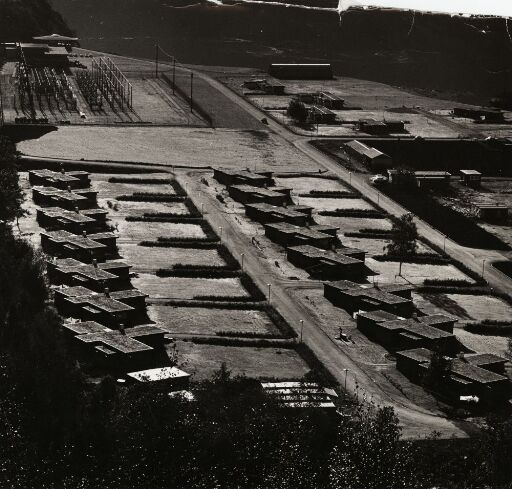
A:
[
  {"left": 343, "top": 140, "right": 393, "bottom": 171},
  {"left": 245, "top": 202, "right": 310, "bottom": 226},
  {"left": 213, "top": 169, "right": 274, "bottom": 187}
]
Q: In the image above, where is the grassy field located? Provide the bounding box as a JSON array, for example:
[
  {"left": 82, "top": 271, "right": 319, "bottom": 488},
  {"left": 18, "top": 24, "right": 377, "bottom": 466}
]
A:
[
  {"left": 149, "top": 305, "right": 280, "bottom": 336},
  {"left": 175, "top": 341, "right": 311, "bottom": 381},
  {"left": 133, "top": 274, "right": 250, "bottom": 299},
  {"left": 19, "top": 126, "right": 313, "bottom": 172},
  {"left": 120, "top": 244, "right": 226, "bottom": 270}
]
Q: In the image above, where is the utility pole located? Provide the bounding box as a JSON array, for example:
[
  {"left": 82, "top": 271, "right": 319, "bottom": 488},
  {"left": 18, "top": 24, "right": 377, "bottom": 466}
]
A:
[
  {"left": 155, "top": 43, "right": 159, "bottom": 79},
  {"left": 190, "top": 72, "right": 194, "bottom": 112}
]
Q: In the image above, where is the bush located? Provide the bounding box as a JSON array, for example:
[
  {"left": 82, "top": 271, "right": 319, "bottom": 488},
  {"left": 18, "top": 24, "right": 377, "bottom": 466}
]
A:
[
  {"left": 157, "top": 299, "right": 263, "bottom": 309},
  {"left": 287, "top": 99, "right": 308, "bottom": 123},
  {"left": 418, "top": 286, "right": 491, "bottom": 294}
]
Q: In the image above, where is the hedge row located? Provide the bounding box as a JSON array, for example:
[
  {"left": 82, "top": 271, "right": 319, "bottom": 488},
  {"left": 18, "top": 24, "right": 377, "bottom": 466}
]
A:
[
  {"left": 117, "top": 193, "right": 186, "bottom": 203},
  {"left": 157, "top": 299, "right": 264, "bottom": 309},
  {"left": 344, "top": 231, "right": 392, "bottom": 239},
  {"left": 417, "top": 285, "right": 492, "bottom": 295},
  {"left": 108, "top": 177, "right": 173, "bottom": 184},
  {"left": 185, "top": 336, "right": 297, "bottom": 348},
  {"left": 139, "top": 240, "right": 219, "bottom": 248},
  {"left": 299, "top": 190, "right": 360, "bottom": 198},
  {"left": 464, "top": 320, "right": 512, "bottom": 335},
  {"left": 318, "top": 209, "right": 386, "bottom": 218},
  {"left": 423, "top": 278, "right": 475, "bottom": 287},
  {"left": 216, "top": 331, "right": 283, "bottom": 339},
  {"left": 373, "top": 253, "right": 450, "bottom": 265},
  {"left": 156, "top": 269, "right": 240, "bottom": 278},
  {"left": 126, "top": 215, "right": 203, "bottom": 223}
]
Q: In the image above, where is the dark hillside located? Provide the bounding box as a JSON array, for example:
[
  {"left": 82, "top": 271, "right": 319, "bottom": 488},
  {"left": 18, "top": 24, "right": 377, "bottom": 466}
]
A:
[{"left": 0, "top": 0, "right": 73, "bottom": 42}]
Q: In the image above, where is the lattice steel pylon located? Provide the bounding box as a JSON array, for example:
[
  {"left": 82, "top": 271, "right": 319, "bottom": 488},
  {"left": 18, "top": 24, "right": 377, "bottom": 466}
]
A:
[{"left": 91, "top": 57, "right": 133, "bottom": 111}]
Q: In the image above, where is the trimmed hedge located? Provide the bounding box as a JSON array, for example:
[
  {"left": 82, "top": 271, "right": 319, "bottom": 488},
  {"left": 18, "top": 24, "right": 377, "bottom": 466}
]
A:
[
  {"left": 157, "top": 299, "right": 264, "bottom": 309},
  {"left": 108, "top": 177, "right": 173, "bottom": 184},
  {"left": 156, "top": 269, "right": 240, "bottom": 278},
  {"left": 216, "top": 331, "right": 283, "bottom": 339},
  {"left": 126, "top": 216, "right": 203, "bottom": 223},
  {"left": 299, "top": 190, "right": 360, "bottom": 198},
  {"left": 344, "top": 231, "right": 393, "bottom": 239},
  {"left": 139, "top": 240, "right": 219, "bottom": 248},
  {"left": 318, "top": 209, "right": 386, "bottom": 218},
  {"left": 373, "top": 253, "right": 450, "bottom": 265},
  {"left": 417, "top": 285, "right": 492, "bottom": 295},
  {"left": 464, "top": 320, "right": 512, "bottom": 335},
  {"left": 423, "top": 278, "right": 475, "bottom": 287},
  {"left": 117, "top": 193, "right": 186, "bottom": 202},
  {"left": 186, "top": 336, "right": 297, "bottom": 348},
  {"left": 193, "top": 295, "right": 264, "bottom": 303}
]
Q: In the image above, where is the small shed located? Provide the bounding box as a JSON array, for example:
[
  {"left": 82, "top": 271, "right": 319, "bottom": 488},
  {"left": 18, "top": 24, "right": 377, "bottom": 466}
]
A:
[
  {"left": 460, "top": 169, "right": 482, "bottom": 188},
  {"left": 474, "top": 203, "right": 509, "bottom": 222}
]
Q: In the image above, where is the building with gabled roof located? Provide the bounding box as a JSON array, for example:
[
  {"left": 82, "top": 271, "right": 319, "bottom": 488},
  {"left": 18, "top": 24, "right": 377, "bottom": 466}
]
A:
[
  {"left": 62, "top": 321, "right": 169, "bottom": 372},
  {"left": 36, "top": 206, "right": 108, "bottom": 234},
  {"left": 33, "top": 186, "right": 97, "bottom": 210},
  {"left": 29, "top": 169, "right": 90, "bottom": 189},
  {"left": 227, "top": 184, "right": 290, "bottom": 206},
  {"left": 40, "top": 229, "right": 117, "bottom": 262},
  {"left": 265, "top": 222, "right": 338, "bottom": 250},
  {"left": 245, "top": 202, "right": 310, "bottom": 226},
  {"left": 324, "top": 280, "right": 414, "bottom": 317},
  {"left": 213, "top": 168, "right": 274, "bottom": 187},
  {"left": 396, "top": 348, "right": 510, "bottom": 404},
  {"left": 343, "top": 140, "right": 393, "bottom": 171},
  {"left": 46, "top": 257, "right": 131, "bottom": 291},
  {"left": 287, "top": 244, "right": 366, "bottom": 279},
  {"left": 54, "top": 286, "right": 147, "bottom": 327}
]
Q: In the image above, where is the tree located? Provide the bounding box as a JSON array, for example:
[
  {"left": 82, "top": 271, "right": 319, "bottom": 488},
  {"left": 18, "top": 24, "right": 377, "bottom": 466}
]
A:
[
  {"left": 287, "top": 99, "right": 308, "bottom": 124},
  {"left": 386, "top": 213, "right": 418, "bottom": 276},
  {"left": 423, "top": 351, "right": 452, "bottom": 393},
  {"left": 329, "top": 405, "right": 418, "bottom": 489},
  {"left": 0, "top": 136, "right": 25, "bottom": 226}
]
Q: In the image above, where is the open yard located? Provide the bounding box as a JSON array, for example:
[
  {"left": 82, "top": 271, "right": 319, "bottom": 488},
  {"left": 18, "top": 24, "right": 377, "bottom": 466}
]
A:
[
  {"left": 148, "top": 305, "right": 280, "bottom": 336},
  {"left": 133, "top": 274, "right": 250, "bottom": 300},
  {"left": 297, "top": 197, "right": 374, "bottom": 212},
  {"left": 274, "top": 175, "right": 349, "bottom": 194},
  {"left": 367, "top": 259, "right": 473, "bottom": 285},
  {"left": 315, "top": 214, "right": 393, "bottom": 234},
  {"left": 18, "top": 126, "right": 314, "bottom": 172},
  {"left": 115, "top": 221, "right": 206, "bottom": 242},
  {"left": 119, "top": 244, "right": 226, "bottom": 270},
  {"left": 175, "top": 341, "right": 311, "bottom": 381}
]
